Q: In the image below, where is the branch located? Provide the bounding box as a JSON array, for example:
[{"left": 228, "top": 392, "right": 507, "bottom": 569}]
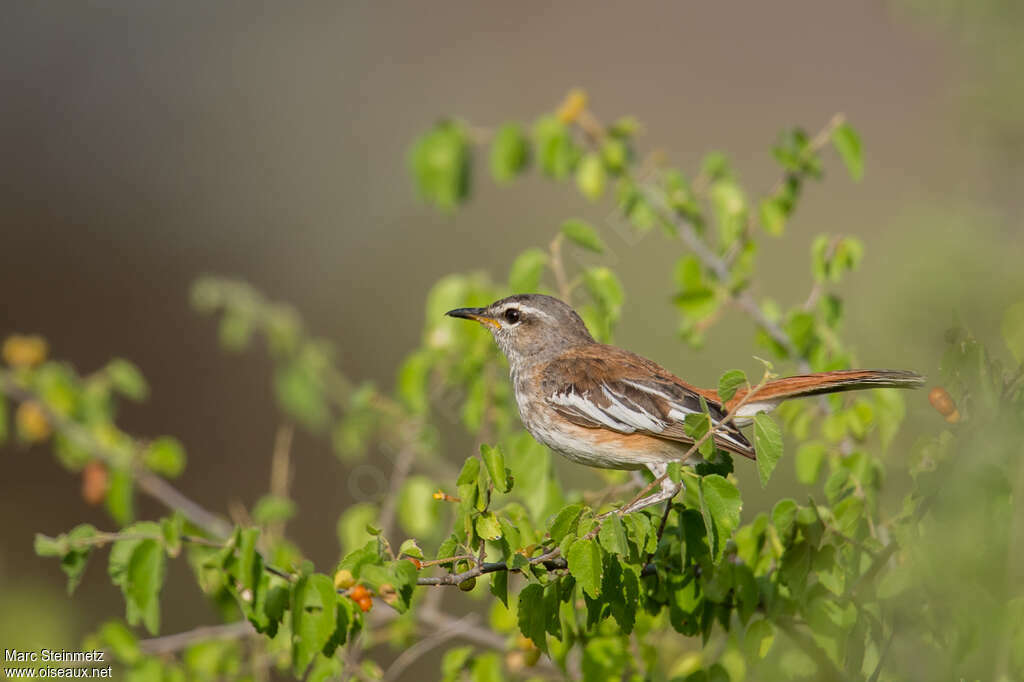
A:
[
  {"left": 377, "top": 447, "right": 416, "bottom": 542},
  {"left": 381, "top": 612, "right": 480, "bottom": 682},
  {"left": 139, "top": 621, "right": 255, "bottom": 656}
]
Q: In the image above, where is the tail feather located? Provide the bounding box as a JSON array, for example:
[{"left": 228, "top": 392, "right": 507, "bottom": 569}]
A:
[{"left": 725, "top": 369, "right": 925, "bottom": 414}]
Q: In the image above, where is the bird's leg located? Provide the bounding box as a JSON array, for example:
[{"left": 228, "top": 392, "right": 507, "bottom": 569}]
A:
[{"left": 612, "top": 462, "right": 682, "bottom": 516}]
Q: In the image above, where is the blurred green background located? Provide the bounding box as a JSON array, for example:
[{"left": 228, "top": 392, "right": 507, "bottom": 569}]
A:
[{"left": 1, "top": 0, "right": 1021, "bottom": 660}]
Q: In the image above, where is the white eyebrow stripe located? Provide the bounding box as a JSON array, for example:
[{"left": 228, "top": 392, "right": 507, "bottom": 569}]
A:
[{"left": 502, "top": 303, "right": 556, "bottom": 322}]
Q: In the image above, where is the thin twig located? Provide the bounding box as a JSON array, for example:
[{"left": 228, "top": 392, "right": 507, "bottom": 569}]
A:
[
  {"left": 548, "top": 233, "right": 573, "bottom": 303},
  {"left": 267, "top": 423, "right": 294, "bottom": 539},
  {"left": 139, "top": 621, "right": 255, "bottom": 656},
  {"left": 377, "top": 447, "right": 416, "bottom": 542},
  {"left": 381, "top": 613, "right": 480, "bottom": 682}
]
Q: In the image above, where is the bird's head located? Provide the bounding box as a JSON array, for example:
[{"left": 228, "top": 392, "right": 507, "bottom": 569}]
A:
[{"left": 446, "top": 294, "right": 594, "bottom": 367}]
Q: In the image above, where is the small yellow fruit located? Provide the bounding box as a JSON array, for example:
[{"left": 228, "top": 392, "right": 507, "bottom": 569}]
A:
[
  {"left": 557, "top": 89, "right": 588, "bottom": 124},
  {"left": 16, "top": 402, "right": 51, "bottom": 441},
  {"left": 523, "top": 647, "right": 541, "bottom": 666},
  {"left": 334, "top": 569, "right": 355, "bottom": 590},
  {"left": 2, "top": 335, "right": 48, "bottom": 368}
]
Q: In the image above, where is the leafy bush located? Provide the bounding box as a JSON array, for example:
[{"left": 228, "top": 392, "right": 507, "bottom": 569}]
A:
[{"left": 4, "top": 90, "right": 1022, "bottom": 681}]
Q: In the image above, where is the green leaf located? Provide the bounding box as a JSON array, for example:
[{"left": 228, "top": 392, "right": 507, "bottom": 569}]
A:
[
  {"left": 474, "top": 512, "right": 502, "bottom": 541},
  {"left": 567, "top": 538, "right": 603, "bottom": 598},
  {"left": 409, "top": 121, "right": 471, "bottom": 210},
  {"left": 252, "top": 494, "right": 297, "bottom": 525},
  {"left": 98, "top": 620, "right": 141, "bottom": 665},
  {"left": 717, "top": 369, "right": 747, "bottom": 403},
  {"left": 143, "top": 436, "right": 186, "bottom": 478},
  {"left": 759, "top": 197, "right": 788, "bottom": 236},
  {"left": 753, "top": 412, "right": 783, "bottom": 487},
  {"left": 336, "top": 503, "right": 378, "bottom": 554},
  {"left": 456, "top": 457, "right": 482, "bottom": 513},
  {"left": 291, "top": 574, "right": 338, "bottom": 676},
  {"left": 480, "top": 444, "right": 511, "bottom": 493},
  {"left": 397, "top": 475, "right": 441, "bottom": 538},
  {"left": 490, "top": 568, "right": 509, "bottom": 607},
  {"left": 126, "top": 539, "right": 165, "bottom": 634},
  {"left": 597, "top": 515, "right": 628, "bottom": 556},
  {"left": 583, "top": 267, "right": 624, "bottom": 323},
  {"left": 576, "top": 152, "right": 607, "bottom": 200},
  {"left": 489, "top": 122, "right": 529, "bottom": 183},
  {"left": 61, "top": 524, "right": 98, "bottom": 594},
  {"left": 274, "top": 361, "right": 329, "bottom": 431},
  {"left": 795, "top": 442, "right": 826, "bottom": 485},
  {"left": 549, "top": 503, "right": 585, "bottom": 545},
  {"left": 831, "top": 122, "right": 863, "bottom": 182},
  {"left": 105, "top": 468, "right": 134, "bottom": 526},
  {"left": 517, "top": 583, "right": 548, "bottom": 653},
  {"left": 698, "top": 474, "right": 742, "bottom": 562},
  {"left": 441, "top": 646, "right": 474, "bottom": 682},
  {"left": 533, "top": 115, "right": 580, "bottom": 180},
  {"left": 745, "top": 618, "right": 776, "bottom": 658},
  {"left": 237, "top": 527, "right": 262, "bottom": 599},
  {"left": 105, "top": 359, "right": 149, "bottom": 401},
  {"left": 1001, "top": 301, "right": 1024, "bottom": 363},
  {"left": 771, "top": 498, "right": 798, "bottom": 539},
  {"left": 508, "top": 248, "right": 547, "bottom": 292},
  {"left": 561, "top": 219, "right": 605, "bottom": 254}
]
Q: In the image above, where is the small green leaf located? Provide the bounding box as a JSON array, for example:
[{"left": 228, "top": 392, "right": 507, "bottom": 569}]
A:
[
  {"left": 98, "top": 620, "right": 141, "bottom": 665},
  {"left": 759, "top": 197, "right": 787, "bottom": 236},
  {"left": 533, "top": 115, "right": 580, "bottom": 180},
  {"left": 397, "top": 476, "right": 441, "bottom": 538},
  {"left": 489, "top": 123, "right": 529, "bottom": 183},
  {"left": 105, "top": 468, "right": 134, "bottom": 525},
  {"left": 753, "top": 412, "right": 783, "bottom": 487},
  {"left": 831, "top": 122, "right": 863, "bottom": 182},
  {"left": 567, "top": 538, "right": 603, "bottom": 598},
  {"left": 1001, "top": 301, "right": 1024, "bottom": 363},
  {"left": 549, "top": 503, "right": 585, "bottom": 545},
  {"left": 598, "top": 515, "right": 628, "bottom": 556},
  {"left": 474, "top": 512, "right": 502, "bottom": 541},
  {"left": 795, "top": 442, "right": 826, "bottom": 485},
  {"left": 508, "top": 248, "right": 548, "bottom": 292},
  {"left": 561, "top": 219, "right": 605, "bottom": 254},
  {"left": 480, "top": 444, "right": 511, "bottom": 493},
  {"left": 456, "top": 457, "right": 482, "bottom": 512},
  {"left": 698, "top": 474, "right": 742, "bottom": 562},
  {"left": 517, "top": 583, "right": 548, "bottom": 653},
  {"left": 143, "top": 436, "right": 186, "bottom": 478},
  {"left": 106, "top": 359, "right": 149, "bottom": 401},
  {"left": 745, "top": 618, "right": 776, "bottom": 658},
  {"left": 409, "top": 121, "right": 471, "bottom": 210},
  {"left": 252, "top": 494, "right": 297, "bottom": 525},
  {"left": 291, "top": 574, "right": 338, "bottom": 676},
  {"left": 576, "top": 152, "right": 607, "bottom": 200},
  {"left": 126, "top": 539, "right": 165, "bottom": 634},
  {"left": 717, "top": 369, "right": 747, "bottom": 403}
]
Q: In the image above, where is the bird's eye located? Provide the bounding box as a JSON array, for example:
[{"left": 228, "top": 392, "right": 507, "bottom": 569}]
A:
[{"left": 503, "top": 308, "right": 521, "bottom": 324}]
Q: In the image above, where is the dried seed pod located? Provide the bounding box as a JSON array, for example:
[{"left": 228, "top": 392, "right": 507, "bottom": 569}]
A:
[{"left": 928, "top": 387, "right": 960, "bottom": 423}]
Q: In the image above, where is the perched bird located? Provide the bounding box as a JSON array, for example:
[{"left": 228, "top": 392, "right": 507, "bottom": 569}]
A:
[{"left": 447, "top": 294, "right": 924, "bottom": 513}]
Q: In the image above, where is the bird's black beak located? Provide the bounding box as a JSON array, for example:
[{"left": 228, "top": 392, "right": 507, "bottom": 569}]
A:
[{"left": 446, "top": 307, "right": 500, "bottom": 329}]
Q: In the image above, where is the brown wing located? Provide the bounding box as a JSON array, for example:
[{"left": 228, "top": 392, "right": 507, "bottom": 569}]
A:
[{"left": 539, "top": 345, "right": 755, "bottom": 458}]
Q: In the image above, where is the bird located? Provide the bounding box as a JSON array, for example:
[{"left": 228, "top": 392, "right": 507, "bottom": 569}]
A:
[{"left": 447, "top": 293, "right": 924, "bottom": 514}]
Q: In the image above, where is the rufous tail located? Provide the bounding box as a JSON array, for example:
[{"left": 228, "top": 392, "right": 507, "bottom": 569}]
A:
[{"left": 723, "top": 369, "right": 925, "bottom": 412}]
